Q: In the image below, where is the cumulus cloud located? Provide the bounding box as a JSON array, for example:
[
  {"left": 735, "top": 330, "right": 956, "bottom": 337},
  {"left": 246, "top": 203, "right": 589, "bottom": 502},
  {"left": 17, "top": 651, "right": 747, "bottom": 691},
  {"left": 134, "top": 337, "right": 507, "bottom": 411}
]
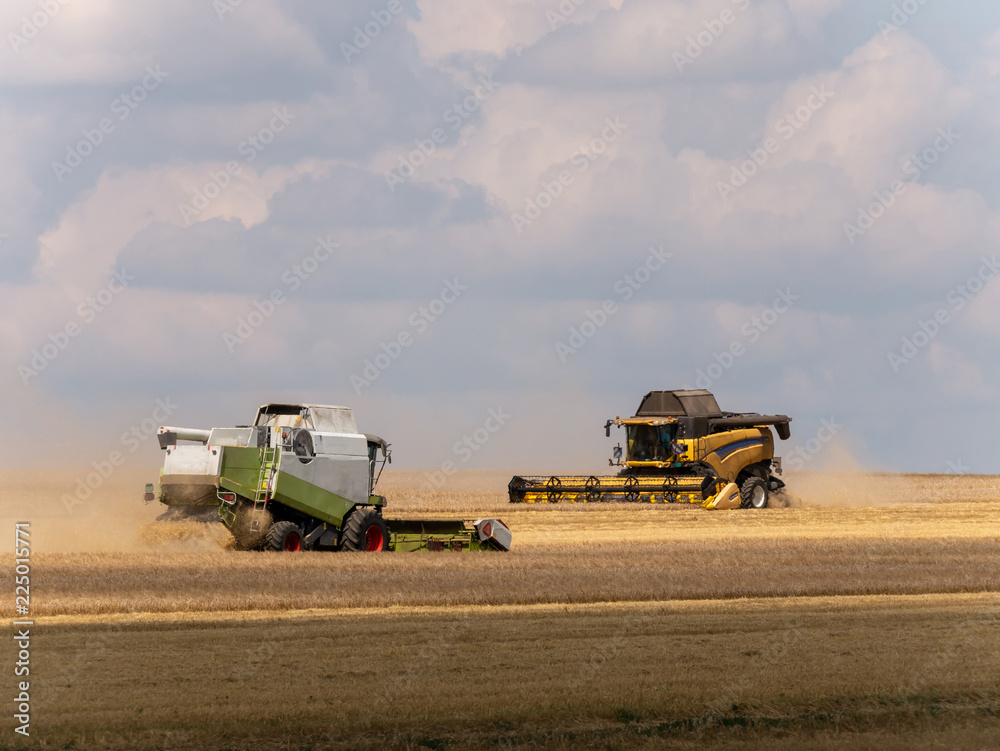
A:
[
  {"left": 1, "top": 0, "right": 327, "bottom": 85},
  {"left": 4, "top": 0, "right": 1000, "bottom": 473},
  {"left": 406, "top": 0, "right": 622, "bottom": 66}
]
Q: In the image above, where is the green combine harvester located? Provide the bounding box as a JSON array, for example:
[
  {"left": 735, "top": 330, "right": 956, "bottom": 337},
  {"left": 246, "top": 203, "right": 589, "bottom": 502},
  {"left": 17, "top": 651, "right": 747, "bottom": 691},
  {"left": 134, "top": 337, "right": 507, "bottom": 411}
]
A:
[{"left": 145, "top": 403, "right": 511, "bottom": 553}]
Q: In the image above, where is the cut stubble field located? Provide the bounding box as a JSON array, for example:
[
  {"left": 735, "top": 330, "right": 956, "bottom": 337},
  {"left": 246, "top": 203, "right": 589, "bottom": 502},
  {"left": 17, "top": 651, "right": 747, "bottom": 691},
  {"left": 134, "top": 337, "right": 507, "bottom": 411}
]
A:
[{"left": 2, "top": 469, "right": 999, "bottom": 749}]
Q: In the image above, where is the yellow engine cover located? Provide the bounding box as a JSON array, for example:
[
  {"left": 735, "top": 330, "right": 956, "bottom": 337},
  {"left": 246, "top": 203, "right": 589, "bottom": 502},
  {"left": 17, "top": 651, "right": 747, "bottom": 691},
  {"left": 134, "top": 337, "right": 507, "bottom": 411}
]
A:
[{"left": 694, "top": 428, "right": 775, "bottom": 482}]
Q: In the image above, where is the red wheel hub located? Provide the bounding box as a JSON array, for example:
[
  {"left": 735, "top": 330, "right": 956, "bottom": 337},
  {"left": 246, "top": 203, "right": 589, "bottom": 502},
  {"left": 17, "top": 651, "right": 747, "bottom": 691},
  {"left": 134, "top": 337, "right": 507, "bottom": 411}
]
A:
[
  {"left": 284, "top": 533, "right": 301, "bottom": 552},
  {"left": 365, "top": 525, "right": 384, "bottom": 552}
]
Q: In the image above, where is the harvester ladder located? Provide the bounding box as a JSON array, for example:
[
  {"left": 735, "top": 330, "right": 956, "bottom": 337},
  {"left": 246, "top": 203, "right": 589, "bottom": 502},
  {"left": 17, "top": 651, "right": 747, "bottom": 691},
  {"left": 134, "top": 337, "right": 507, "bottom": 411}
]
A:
[{"left": 249, "top": 445, "right": 276, "bottom": 532}]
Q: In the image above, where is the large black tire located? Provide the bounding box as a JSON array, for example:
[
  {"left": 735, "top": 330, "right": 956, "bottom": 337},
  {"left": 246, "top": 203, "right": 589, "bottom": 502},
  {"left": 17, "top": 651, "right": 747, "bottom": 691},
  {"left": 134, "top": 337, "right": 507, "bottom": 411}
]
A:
[
  {"left": 265, "top": 521, "right": 303, "bottom": 552},
  {"left": 740, "top": 477, "right": 769, "bottom": 509},
  {"left": 340, "top": 507, "right": 389, "bottom": 552}
]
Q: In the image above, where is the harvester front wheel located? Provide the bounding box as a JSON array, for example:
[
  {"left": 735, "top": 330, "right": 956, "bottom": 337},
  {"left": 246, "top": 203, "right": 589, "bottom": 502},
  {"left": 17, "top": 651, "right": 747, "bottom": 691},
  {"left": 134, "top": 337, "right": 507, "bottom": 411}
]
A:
[
  {"left": 341, "top": 507, "right": 390, "bottom": 552},
  {"left": 265, "top": 521, "right": 303, "bottom": 552},
  {"left": 740, "top": 477, "right": 769, "bottom": 510}
]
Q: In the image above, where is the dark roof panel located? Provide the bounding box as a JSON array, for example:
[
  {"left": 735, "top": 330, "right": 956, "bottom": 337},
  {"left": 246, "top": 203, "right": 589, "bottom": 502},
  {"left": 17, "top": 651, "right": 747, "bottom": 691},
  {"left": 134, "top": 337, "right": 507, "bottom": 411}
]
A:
[{"left": 636, "top": 390, "right": 723, "bottom": 417}]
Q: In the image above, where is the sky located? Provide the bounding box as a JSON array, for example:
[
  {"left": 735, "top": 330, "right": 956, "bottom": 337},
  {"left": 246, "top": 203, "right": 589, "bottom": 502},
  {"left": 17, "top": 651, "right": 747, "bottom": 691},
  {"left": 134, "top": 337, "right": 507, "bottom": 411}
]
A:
[{"left": 2, "top": 0, "right": 1000, "bottom": 476}]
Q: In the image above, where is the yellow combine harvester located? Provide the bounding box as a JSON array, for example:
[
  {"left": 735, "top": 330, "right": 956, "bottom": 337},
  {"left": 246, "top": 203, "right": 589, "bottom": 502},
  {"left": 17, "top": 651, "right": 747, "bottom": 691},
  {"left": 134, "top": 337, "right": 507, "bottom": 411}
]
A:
[{"left": 509, "top": 390, "right": 791, "bottom": 509}]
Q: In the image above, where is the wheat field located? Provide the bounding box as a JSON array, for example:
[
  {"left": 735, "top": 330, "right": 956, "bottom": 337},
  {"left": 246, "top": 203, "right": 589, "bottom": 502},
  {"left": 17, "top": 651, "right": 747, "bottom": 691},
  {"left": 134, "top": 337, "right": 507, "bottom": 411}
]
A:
[{"left": 1, "top": 468, "right": 999, "bottom": 749}]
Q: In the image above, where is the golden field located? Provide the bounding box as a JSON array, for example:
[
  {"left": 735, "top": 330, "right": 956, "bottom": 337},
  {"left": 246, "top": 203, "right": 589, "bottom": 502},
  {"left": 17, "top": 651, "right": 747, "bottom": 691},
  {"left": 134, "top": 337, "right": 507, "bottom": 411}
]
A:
[{"left": 1, "top": 468, "right": 999, "bottom": 749}]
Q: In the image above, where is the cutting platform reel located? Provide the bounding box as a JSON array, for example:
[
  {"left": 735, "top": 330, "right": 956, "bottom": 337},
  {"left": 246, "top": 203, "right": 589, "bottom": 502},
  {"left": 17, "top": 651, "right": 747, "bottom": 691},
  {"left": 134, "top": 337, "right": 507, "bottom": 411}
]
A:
[{"left": 508, "top": 473, "right": 719, "bottom": 504}]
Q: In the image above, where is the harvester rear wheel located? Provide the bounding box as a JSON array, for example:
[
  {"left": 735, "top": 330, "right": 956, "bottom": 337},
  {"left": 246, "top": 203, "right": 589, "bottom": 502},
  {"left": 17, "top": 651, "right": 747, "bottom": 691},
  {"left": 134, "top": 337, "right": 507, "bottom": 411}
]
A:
[
  {"left": 740, "top": 477, "right": 769, "bottom": 510},
  {"left": 265, "top": 521, "right": 303, "bottom": 552},
  {"left": 341, "top": 507, "right": 390, "bottom": 552}
]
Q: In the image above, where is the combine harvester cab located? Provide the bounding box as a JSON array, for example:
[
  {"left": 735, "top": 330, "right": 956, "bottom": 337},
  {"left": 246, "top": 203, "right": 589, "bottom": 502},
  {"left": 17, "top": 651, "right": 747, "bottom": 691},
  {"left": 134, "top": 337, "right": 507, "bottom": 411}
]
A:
[
  {"left": 148, "top": 403, "right": 510, "bottom": 552},
  {"left": 509, "top": 390, "right": 791, "bottom": 510}
]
